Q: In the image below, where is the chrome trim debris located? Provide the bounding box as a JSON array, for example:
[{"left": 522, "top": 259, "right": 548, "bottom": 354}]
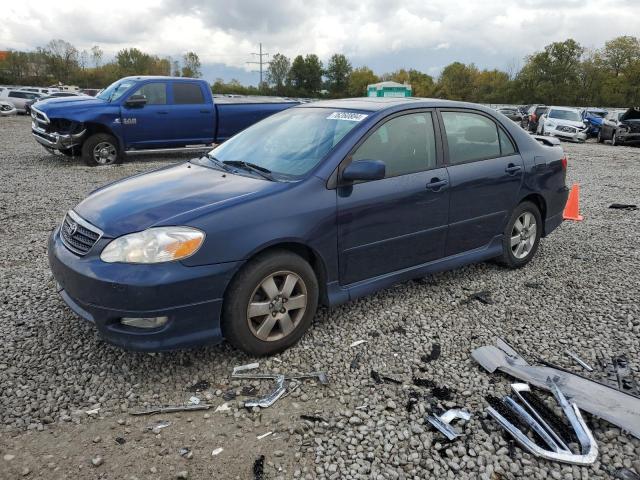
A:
[
  {"left": 426, "top": 409, "right": 471, "bottom": 440},
  {"left": 565, "top": 350, "right": 594, "bottom": 372}
]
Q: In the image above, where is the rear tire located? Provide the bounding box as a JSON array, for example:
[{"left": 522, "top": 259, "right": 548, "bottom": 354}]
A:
[
  {"left": 81, "top": 133, "right": 122, "bottom": 166},
  {"left": 222, "top": 250, "right": 319, "bottom": 356},
  {"left": 496, "top": 201, "right": 542, "bottom": 269}
]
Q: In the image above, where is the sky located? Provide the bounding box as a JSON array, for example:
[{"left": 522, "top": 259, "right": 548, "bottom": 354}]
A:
[{"left": 2, "top": 0, "right": 640, "bottom": 85}]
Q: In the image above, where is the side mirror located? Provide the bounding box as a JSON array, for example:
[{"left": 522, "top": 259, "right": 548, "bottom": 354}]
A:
[
  {"left": 125, "top": 94, "right": 147, "bottom": 107},
  {"left": 342, "top": 159, "right": 386, "bottom": 182}
]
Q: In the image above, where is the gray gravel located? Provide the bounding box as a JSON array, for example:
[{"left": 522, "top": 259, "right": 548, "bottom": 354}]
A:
[{"left": 1, "top": 114, "right": 639, "bottom": 479}]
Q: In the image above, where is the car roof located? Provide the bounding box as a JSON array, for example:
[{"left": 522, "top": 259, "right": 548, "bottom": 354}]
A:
[
  {"left": 296, "top": 97, "right": 495, "bottom": 113},
  {"left": 548, "top": 106, "right": 579, "bottom": 111},
  {"left": 120, "top": 76, "right": 205, "bottom": 82}
]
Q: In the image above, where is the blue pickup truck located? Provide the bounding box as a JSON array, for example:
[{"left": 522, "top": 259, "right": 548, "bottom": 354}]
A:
[{"left": 30, "top": 76, "right": 298, "bottom": 166}]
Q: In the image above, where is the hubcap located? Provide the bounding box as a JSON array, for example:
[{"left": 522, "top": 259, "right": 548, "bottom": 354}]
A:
[
  {"left": 510, "top": 211, "right": 537, "bottom": 260},
  {"left": 247, "top": 271, "right": 307, "bottom": 342},
  {"left": 93, "top": 142, "right": 117, "bottom": 164}
]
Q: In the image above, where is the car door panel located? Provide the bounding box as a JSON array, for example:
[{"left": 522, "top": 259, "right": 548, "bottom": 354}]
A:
[
  {"left": 121, "top": 82, "right": 171, "bottom": 148},
  {"left": 336, "top": 110, "right": 449, "bottom": 285}
]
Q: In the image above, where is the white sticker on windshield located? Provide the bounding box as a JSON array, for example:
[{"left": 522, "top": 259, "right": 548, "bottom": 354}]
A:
[{"left": 326, "top": 112, "right": 368, "bottom": 122}]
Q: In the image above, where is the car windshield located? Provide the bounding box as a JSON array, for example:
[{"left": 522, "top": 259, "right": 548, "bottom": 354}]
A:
[
  {"left": 548, "top": 109, "right": 581, "bottom": 121},
  {"left": 200, "top": 107, "right": 365, "bottom": 179},
  {"left": 97, "top": 79, "right": 136, "bottom": 102},
  {"left": 586, "top": 110, "right": 606, "bottom": 118}
]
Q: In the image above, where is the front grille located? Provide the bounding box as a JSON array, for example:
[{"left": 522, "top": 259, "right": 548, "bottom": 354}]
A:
[
  {"left": 557, "top": 125, "right": 577, "bottom": 133},
  {"left": 60, "top": 212, "right": 102, "bottom": 256}
]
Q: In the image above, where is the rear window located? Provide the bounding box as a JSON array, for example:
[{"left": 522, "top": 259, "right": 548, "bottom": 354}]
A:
[
  {"left": 441, "top": 111, "right": 501, "bottom": 164},
  {"left": 173, "top": 83, "right": 205, "bottom": 104}
]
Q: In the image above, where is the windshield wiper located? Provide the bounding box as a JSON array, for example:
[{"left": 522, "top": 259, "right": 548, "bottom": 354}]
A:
[
  {"left": 203, "top": 153, "right": 234, "bottom": 172},
  {"left": 223, "top": 160, "right": 275, "bottom": 181}
]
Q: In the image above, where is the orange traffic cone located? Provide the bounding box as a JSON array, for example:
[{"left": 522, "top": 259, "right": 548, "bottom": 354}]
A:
[{"left": 563, "top": 184, "right": 583, "bottom": 221}]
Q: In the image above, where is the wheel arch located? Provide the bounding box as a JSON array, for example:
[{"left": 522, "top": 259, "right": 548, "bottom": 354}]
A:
[
  {"left": 83, "top": 122, "right": 122, "bottom": 151},
  {"left": 518, "top": 193, "right": 548, "bottom": 235}
]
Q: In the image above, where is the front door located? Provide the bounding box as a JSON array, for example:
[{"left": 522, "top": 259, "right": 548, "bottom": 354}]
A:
[
  {"left": 439, "top": 110, "right": 524, "bottom": 256},
  {"left": 121, "top": 82, "right": 171, "bottom": 148},
  {"left": 337, "top": 111, "right": 449, "bottom": 285}
]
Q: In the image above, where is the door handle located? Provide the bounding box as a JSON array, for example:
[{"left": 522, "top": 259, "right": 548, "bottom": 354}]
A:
[
  {"left": 426, "top": 178, "right": 448, "bottom": 191},
  {"left": 505, "top": 164, "right": 522, "bottom": 174}
]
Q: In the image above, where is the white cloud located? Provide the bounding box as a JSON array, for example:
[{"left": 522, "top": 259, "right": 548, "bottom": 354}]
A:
[{"left": 1, "top": 0, "right": 639, "bottom": 76}]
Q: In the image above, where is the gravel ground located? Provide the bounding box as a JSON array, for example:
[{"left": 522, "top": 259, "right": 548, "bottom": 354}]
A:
[{"left": 1, "top": 114, "right": 639, "bottom": 479}]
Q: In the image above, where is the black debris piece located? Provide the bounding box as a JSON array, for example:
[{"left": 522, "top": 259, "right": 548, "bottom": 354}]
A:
[
  {"left": 114, "top": 437, "right": 126, "bottom": 445},
  {"left": 368, "top": 331, "right": 380, "bottom": 338},
  {"left": 179, "top": 447, "right": 191, "bottom": 457},
  {"left": 241, "top": 385, "right": 258, "bottom": 396},
  {"left": 406, "top": 390, "right": 420, "bottom": 413},
  {"left": 187, "top": 380, "right": 210, "bottom": 392},
  {"left": 614, "top": 468, "right": 640, "bottom": 480},
  {"left": 300, "top": 414, "right": 328, "bottom": 423},
  {"left": 479, "top": 418, "right": 492, "bottom": 435},
  {"left": 253, "top": 455, "right": 266, "bottom": 480},
  {"left": 524, "top": 281, "right": 543, "bottom": 289},
  {"left": 465, "top": 291, "right": 494, "bottom": 305},
  {"left": 412, "top": 376, "right": 436, "bottom": 388},
  {"left": 485, "top": 394, "right": 548, "bottom": 447},
  {"left": 391, "top": 325, "right": 407, "bottom": 335},
  {"left": 598, "top": 354, "right": 640, "bottom": 397},
  {"left": 421, "top": 343, "right": 442, "bottom": 363},
  {"left": 507, "top": 439, "right": 516, "bottom": 459},
  {"left": 431, "top": 386, "right": 454, "bottom": 401},
  {"left": 609, "top": 203, "right": 638, "bottom": 211},
  {"left": 350, "top": 352, "right": 363, "bottom": 371},
  {"left": 519, "top": 388, "right": 578, "bottom": 445},
  {"left": 223, "top": 389, "right": 237, "bottom": 401},
  {"left": 371, "top": 370, "right": 383, "bottom": 384},
  {"left": 381, "top": 375, "right": 402, "bottom": 385}
]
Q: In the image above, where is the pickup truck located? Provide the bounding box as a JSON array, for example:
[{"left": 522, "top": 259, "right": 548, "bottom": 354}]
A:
[{"left": 30, "top": 76, "right": 298, "bottom": 166}]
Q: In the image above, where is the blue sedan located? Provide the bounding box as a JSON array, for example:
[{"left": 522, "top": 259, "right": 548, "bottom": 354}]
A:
[{"left": 49, "top": 98, "right": 570, "bottom": 356}]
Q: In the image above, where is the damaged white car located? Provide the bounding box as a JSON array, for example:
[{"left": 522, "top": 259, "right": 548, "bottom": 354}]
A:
[
  {"left": 537, "top": 106, "right": 588, "bottom": 142},
  {"left": 0, "top": 100, "right": 17, "bottom": 116}
]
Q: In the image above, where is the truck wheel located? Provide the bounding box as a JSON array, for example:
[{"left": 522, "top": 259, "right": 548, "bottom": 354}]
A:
[
  {"left": 222, "top": 250, "right": 319, "bottom": 356},
  {"left": 496, "top": 201, "right": 542, "bottom": 269},
  {"left": 81, "top": 133, "right": 122, "bottom": 166}
]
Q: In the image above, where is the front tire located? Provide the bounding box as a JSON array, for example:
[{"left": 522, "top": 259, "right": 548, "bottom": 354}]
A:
[
  {"left": 222, "top": 250, "right": 319, "bottom": 356},
  {"left": 497, "top": 201, "right": 542, "bottom": 269},
  {"left": 597, "top": 130, "right": 604, "bottom": 143},
  {"left": 81, "top": 133, "right": 122, "bottom": 166}
]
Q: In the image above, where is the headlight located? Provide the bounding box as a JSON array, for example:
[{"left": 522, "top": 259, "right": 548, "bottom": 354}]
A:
[{"left": 100, "top": 227, "right": 205, "bottom": 263}]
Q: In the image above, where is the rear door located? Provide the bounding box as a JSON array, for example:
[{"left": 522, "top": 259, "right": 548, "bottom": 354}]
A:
[
  {"left": 168, "top": 81, "right": 213, "bottom": 144},
  {"left": 439, "top": 109, "right": 523, "bottom": 257},
  {"left": 337, "top": 110, "right": 449, "bottom": 285},
  {"left": 120, "top": 81, "right": 171, "bottom": 148}
]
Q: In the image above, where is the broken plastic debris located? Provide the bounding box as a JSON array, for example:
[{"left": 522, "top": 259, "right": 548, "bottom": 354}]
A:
[
  {"left": 215, "top": 403, "right": 231, "bottom": 412},
  {"left": 146, "top": 420, "right": 171, "bottom": 432},
  {"left": 188, "top": 396, "right": 200, "bottom": 405},
  {"left": 253, "top": 455, "right": 265, "bottom": 480},
  {"left": 427, "top": 409, "right": 471, "bottom": 440},
  {"left": 86, "top": 408, "right": 100, "bottom": 416},
  {"left": 211, "top": 447, "right": 224, "bottom": 456},
  {"left": 256, "top": 431, "right": 273, "bottom": 440},
  {"left": 350, "top": 340, "right": 367, "bottom": 347},
  {"left": 245, "top": 375, "right": 286, "bottom": 408},
  {"left": 464, "top": 290, "right": 493, "bottom": 305},
  {"left": 187, "top": 380, "right": 210, "bottom": 392},
  {"left": 130, "top": 405, "right": 211, "bottom": 416},
  {"left": 179, "top": 447, "right": 191, "bottom": 457},
  {"left": 232, "top": 362, "right": 260, "bottom": 375}
]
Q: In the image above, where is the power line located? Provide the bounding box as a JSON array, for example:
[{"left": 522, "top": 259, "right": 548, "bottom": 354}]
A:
[{"left": 246, "top": 43, "right": 269, "bottom": 87}]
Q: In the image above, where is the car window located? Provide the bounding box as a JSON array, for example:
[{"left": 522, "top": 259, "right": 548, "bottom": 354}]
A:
[
  {"left": 9, "top": 92, "right": 25, "bottom": 98},
  {"left": 351, "top": 112, "right": 437, "bottom": 178},
  {"left": 131, "top": 82, "right": 167, "bottom": 105},
  {"left": 548, "top": 109, "right": 581, "bottom": 122},
  {"left": 499, "top": 128, "right": 516, "bottom": 155},
  {"left": 173, "top": 83, "right": 205, "bottom": 104},
  {"left": 441, "top": 111, "right": 500, "bottom": 164}
]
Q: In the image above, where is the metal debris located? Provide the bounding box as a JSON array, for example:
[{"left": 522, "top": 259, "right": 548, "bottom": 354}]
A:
[
  {"left": 350, "top": 340, "right": 367, "bottom": 348},
  {"left": 244, "top": 375, "right": 286, "bottom": 408},
  {"left": 473, "top": 338, "right": 640, "bottom": 439},
  {"left": 256, "top": 431, "right": 273, "bottom": 440},
  {"left": 565, "top": 350, "right": 594, "bottom": 372},
  {"left": 188, "top": 396, "right": 200, "bottom": 405},
  {"left": 427, "top": 408, "right": 471, "bottom": 440},
  {"left": 146, "top": 420, "right": 171, "bottom": 432},
  {"left": 211, "top": 447, "right": 224, "bottom": 456},
  {"left": 487, "top": 379, "right": 599, "bottom": 465},
  {"left": 130, "top": 404, "right": 211, "bottom": 416},
  {"left": 598, "top": 354, "right": 640, "bottom": 397}
]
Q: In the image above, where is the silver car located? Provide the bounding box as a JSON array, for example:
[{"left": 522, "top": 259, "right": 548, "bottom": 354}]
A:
[
  {"left": 0, "top": 90, "right": 43, "bottom": 114},
  {"left": 0, "top": 100, "right": 17, "bottom": 116}
]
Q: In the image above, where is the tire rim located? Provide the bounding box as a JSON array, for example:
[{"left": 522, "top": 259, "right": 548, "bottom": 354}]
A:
[
  {"left": 246, "top": 271, "right": 308, "bottom": 342},
  {"left": 510, "top": 212, "right": 537, "bottom": 260},
  {"left": 93, "top": 142, "right": 117, "bottom": 165}
]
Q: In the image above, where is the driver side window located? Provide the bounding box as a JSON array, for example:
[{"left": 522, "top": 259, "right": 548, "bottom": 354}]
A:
[
  {"left": 352, "top": 112, "right": 437, "bottom": 178},
  {"left": 131, "top": 83, "right": 167, "bottom": 105}
]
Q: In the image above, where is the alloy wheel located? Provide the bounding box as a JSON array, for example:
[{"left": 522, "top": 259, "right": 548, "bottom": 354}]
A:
[
  {"left": 246, "top": 271, "right": 308, "bottom": 342},
  {"left": 510, "top": 212, "right": 537, "bottom": 260},
  {"left": 93, "top": 142, "right": 118, "bottom": 165}
]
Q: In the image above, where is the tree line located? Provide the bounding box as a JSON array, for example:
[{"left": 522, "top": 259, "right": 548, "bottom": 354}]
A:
[
  {"left": 2, "top": 36, "right": 640, "bottom": 107},
  {"left": 0, "top": 39, "right": 202, "bottom": 88}
]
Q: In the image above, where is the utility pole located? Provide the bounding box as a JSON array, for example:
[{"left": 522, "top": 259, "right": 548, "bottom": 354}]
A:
[{"left": 247, "top": 43, "right": 269, "bottom": 90}]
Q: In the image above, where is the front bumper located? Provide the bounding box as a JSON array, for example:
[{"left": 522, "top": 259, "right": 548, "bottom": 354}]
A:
[
  {"left": 616, "top": 131, "right": 640, "bottom": 144},
  {"left": 545, "top": 127, "right": 587, "bottom": 143},
  {"left": 48, "top": 227, "right": 240, "bottom": 351},
  {"left": 32, "top": 123, "right": 86, "bottom": 151}
]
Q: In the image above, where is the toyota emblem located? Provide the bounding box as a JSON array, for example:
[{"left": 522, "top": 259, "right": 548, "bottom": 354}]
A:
[{"left": 68, "top": 221, "right": 78, "bottom": 236}]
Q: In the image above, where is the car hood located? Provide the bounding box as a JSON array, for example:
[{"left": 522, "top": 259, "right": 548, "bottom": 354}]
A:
[
  {"left": 548, "top": 118, "right": 585, "bottom": 128},
  {"left": 33, "top": 96, "right": 105, "bottom": 115},
  {"left": 620, "top": 107, "right": 640, "bottom": 122},
  {"left": 74, "top": 163, "right": 273, "bottom": 238}
]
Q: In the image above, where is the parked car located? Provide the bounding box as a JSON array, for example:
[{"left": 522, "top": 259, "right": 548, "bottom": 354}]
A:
[
  {"left": 537, "top": 106, "right": 588, "bottom": 142},
  {"left": 19, "top": 86, "right": 60, "bottom": 95},
  {"left": 31, "top": 76, "right": 299, "bottom": 166},
  {"left": 0, "top": 100, "right": 17, "bottom": 116},
  {"left": 598, "top": 107, "right": 640, "bottom": 146},
  {"left": 48, "top": 98, "right": 569, "bottom": 355},
  {"left": 497, "top": 107, "right": 523, "bottom": 123},
  {"left": 80, "top": 88, "right": 100, "bottom": 97},
  {"left": 580, "top": 107, "right": 608, "bottom": 138},
  {"left": 0, "top": 90, "right": 43, "bottom": 113},
  {"left": 525, "top": 105, "right": 548, "bottom": 132}
]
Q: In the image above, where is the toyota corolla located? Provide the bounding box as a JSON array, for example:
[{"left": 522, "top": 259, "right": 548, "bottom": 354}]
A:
[{"left": 49, "top": 98, "right": 569, "bottom": 356}]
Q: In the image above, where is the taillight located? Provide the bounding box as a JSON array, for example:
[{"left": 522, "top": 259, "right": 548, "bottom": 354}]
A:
[{"left": 561, "top": 155, "right": 568, "bottom": 170}]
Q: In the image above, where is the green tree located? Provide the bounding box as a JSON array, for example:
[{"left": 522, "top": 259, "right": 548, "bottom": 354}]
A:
[
  {"left": 181, "top": 52, "right": 202, "bottom": 78},
  {"left": 116, "top": 48, "right": 154, "bottom": 76},
  {"left": 436, "top": 62, "right": 479, "bottom": 100},
  {"left": 347, "top": 66, "right": 378, "bottom": 97},
  {"left": 325, "top": 53, "right": 352, "bottom": 97},
  {"left": 266, "top": 53, "right": 290, "bottom": 94},
  {"left": 601, "top": 36, "right": 640, "bottom": 77},
  {"left": 44, "top": 39, "right": 79, "bottom": 83},
  {"left": 287, "top": 54, "right": 323, "bottom": 95}
]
